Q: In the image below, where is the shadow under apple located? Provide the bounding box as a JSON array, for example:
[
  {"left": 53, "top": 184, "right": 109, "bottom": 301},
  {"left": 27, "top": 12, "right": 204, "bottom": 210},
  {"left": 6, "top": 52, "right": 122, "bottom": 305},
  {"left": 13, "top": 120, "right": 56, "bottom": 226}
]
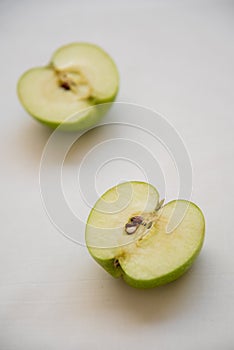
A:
[
  {"left": 84, "top": 253, "right": 207, "bottom": 325},
  {"left": 12, "top": 115, "right": 53, "bottom": 168}
]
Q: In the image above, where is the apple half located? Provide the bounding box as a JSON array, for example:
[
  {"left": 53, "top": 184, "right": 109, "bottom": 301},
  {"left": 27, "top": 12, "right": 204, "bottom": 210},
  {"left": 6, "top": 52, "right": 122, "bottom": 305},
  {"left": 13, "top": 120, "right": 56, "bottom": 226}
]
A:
[
  {"left": 17, "top": 43, "right": 119, "bottom": 130},
  {"left": 85, "top": 182, "right": 205, "bottom": 288}
]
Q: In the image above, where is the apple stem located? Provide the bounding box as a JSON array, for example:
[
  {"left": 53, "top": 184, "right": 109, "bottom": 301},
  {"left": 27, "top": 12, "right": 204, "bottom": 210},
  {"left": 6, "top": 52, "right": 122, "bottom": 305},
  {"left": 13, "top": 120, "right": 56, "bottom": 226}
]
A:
[{"left": 155, "top": 199, "right": 165, "bottom": 211}]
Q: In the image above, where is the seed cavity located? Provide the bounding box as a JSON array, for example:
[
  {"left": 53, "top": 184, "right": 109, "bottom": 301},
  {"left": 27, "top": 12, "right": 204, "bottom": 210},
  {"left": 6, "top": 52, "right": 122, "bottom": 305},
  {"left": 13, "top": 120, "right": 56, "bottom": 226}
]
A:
[
  {"left": 125, "top": 223, "right": 138, "bottom": 235},
  {"left": 125, "top": 215, "right": 154, "bottom": 235},
  {"left": 57, "top": 69, "right": 92, "bottom": 100}
]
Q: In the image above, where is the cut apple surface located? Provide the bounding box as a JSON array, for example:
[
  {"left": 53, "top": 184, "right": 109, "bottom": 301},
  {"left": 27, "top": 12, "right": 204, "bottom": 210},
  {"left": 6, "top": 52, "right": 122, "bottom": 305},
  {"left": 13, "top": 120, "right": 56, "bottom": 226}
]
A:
[
  {"left": 17, "top": 43, "right": 119, "bottom": 130},
  {"left": 85, "top": 182, "right": 205, "bottom": 288}
]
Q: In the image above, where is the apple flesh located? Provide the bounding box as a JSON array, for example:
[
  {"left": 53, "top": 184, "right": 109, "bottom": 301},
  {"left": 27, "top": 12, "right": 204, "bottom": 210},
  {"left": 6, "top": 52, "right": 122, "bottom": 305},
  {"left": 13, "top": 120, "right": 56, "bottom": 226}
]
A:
[
  {"left": 85, "top": 182, "right": 205, "bottom": 288},
  {"left": 17, "top": 43, "right": 119, "bottom": 130}
]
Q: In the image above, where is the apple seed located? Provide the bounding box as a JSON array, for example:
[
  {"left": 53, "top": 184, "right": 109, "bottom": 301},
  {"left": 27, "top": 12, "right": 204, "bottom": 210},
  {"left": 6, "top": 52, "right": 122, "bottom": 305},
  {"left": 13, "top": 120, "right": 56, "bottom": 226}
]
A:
[
  {"left": 60, "top": 82, "right": 70, "bottom": 90},
  {"left": 125, "top": 223, "right": 138, "bottom": 235},
  {"left": 130, "top": 216, "right": 143, "bottom": 224}
]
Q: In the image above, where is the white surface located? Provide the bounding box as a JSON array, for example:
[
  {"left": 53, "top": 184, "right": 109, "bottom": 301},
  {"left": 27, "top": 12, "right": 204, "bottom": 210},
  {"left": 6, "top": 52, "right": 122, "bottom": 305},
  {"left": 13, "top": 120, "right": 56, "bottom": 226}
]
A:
[{"left": 1, "top": 0, "right": 234, "bottom": 349}]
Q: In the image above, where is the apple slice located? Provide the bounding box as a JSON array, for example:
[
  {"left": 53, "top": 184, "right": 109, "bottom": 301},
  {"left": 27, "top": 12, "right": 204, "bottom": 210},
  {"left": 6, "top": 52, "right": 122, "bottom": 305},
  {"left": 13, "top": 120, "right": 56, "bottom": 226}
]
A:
[
  {"left": 85, "top": 182, "right": 205, "bottom": 288},
  {"left": 17, "top": 43, "right": 119, "bottom": 130}
]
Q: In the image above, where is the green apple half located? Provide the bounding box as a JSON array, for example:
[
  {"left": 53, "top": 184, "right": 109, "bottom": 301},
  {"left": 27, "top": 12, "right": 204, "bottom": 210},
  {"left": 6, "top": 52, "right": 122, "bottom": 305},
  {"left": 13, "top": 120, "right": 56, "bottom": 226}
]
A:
[
  {"left": 17, "top": 43, "right": 119, "bottom": 130},
  {"left": 85, "top": 182, "right": 205, "bottom": 288}
]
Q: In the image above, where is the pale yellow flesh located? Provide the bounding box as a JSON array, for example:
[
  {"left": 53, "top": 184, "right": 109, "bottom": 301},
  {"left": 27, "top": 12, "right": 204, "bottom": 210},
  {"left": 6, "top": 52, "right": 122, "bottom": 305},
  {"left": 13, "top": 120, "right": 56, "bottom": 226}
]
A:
[
  {"left": 86, "top": 182, "right": 205, "bottom": 282},
  {"left": 86, "top": 182, "right": 159, "bottom": 258},
  {"left": 18, "top": 67, "right": 92, "bottom": 123},
  {"left": 119, "top": 200, "right": 204, "bottom": 281}
]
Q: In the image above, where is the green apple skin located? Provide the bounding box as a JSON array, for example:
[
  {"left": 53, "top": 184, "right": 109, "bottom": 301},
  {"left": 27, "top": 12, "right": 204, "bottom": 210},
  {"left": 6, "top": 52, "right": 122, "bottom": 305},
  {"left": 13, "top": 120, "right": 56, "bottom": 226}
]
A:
[
  {"left": 17, "top": 43, "right": 119, "bottom": 131},
  {"left": 85, "top": 182, "right": 205, "bottom": 289}
]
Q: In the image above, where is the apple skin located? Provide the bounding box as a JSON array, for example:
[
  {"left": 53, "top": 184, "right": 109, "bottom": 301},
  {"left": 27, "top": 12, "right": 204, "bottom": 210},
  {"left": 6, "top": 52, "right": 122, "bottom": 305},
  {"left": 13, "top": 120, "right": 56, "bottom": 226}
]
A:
[{"left": 86, "top": 192, "right": 205, "bottom": 289}]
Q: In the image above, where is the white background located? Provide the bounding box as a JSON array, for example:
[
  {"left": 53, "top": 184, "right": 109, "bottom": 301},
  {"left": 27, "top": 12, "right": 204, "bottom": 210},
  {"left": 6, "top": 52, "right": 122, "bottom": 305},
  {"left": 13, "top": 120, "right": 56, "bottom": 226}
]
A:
[{"left": 1, "top": 0, "right": 234, "bottom": 349}]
